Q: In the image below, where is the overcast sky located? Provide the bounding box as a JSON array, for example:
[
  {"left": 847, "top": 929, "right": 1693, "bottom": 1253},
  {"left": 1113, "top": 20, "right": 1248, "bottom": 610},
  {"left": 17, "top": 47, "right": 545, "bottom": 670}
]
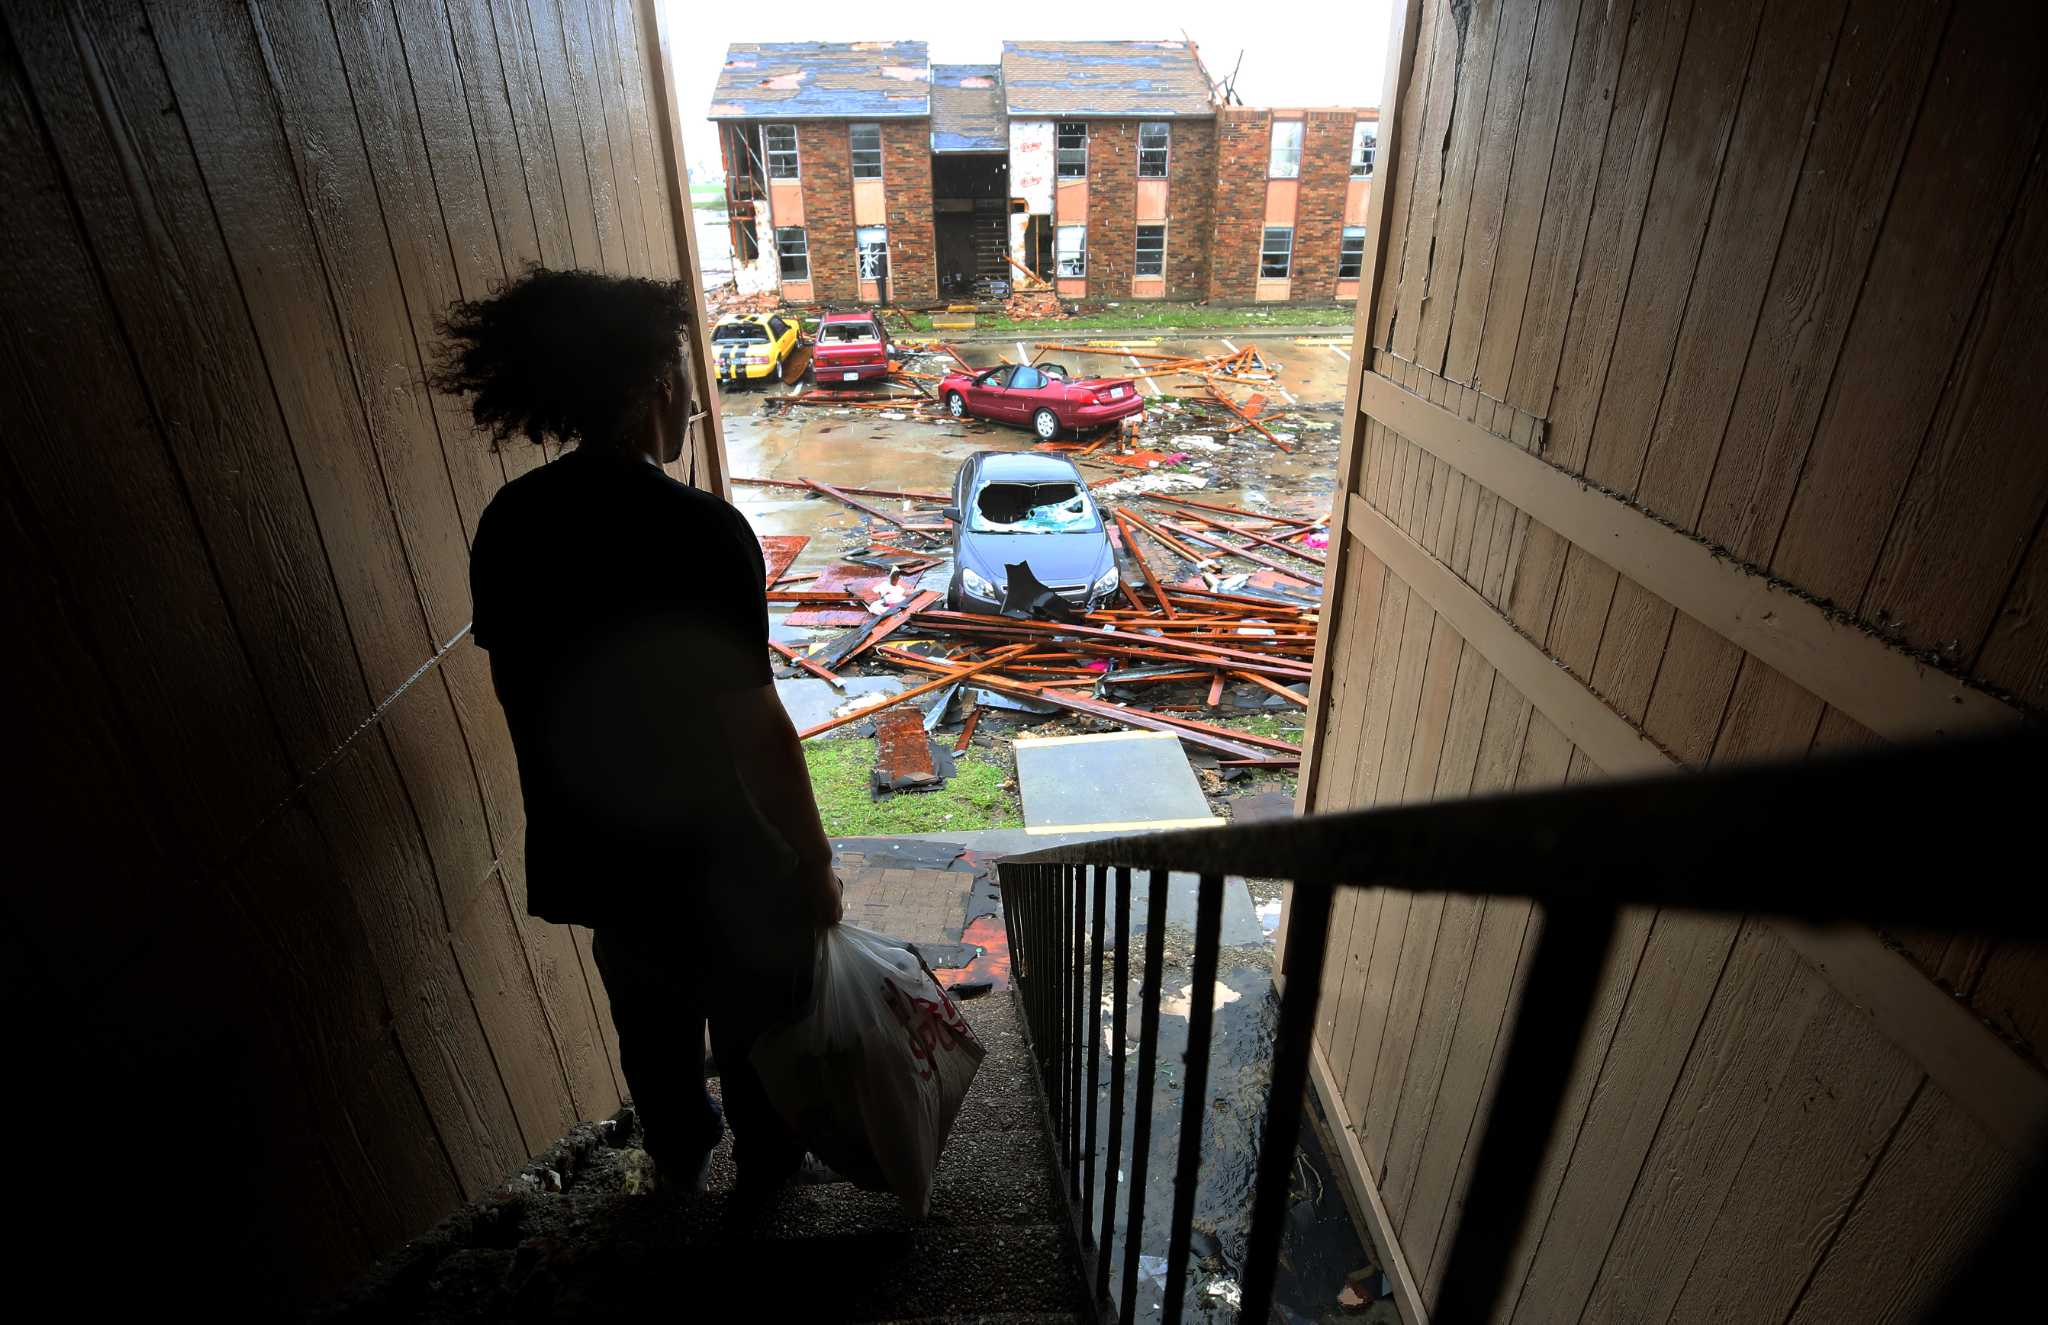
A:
[{"left": 657, "top": 0, "right": 1394, "bottom": 180}]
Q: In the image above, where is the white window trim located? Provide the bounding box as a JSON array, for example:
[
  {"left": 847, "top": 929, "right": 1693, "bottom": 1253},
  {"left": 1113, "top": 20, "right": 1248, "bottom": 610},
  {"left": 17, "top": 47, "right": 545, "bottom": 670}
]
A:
[
  {"left": 857, "top": 225, "right": 889, "bottom": 283},
  {"left": 850, "top": 123, "right": 883, "bottom": 180},
  {"left": 765, "top": 123, "right": 800, "bottom": 180},
  {"left": 1261, "top": 225, "right": 1294, "bottom": 279},
  {"left": 1135, "top": 223, "right": 1167, "bottom": 278},
  {"left": 1057, "top": 121, "right": 1089, "bottom": 179},
  {"left": 1269, "top": 120, "right": 1303, "bottom": 180},
  {"left": 1138, "top": 122, "right": 1171, "bottom": 179},
  {"left": 1351, "top": 121, "right": 1377, "bottom": 178},
  {"left": 1338, "top": 226, "right": 1367, "bottom": 280},
  {"left": 1055, "top": 224, "right": 1088, "bottom": 279},
  {"left": 776, "top": 226, "right": 810, "bottom": 282}
]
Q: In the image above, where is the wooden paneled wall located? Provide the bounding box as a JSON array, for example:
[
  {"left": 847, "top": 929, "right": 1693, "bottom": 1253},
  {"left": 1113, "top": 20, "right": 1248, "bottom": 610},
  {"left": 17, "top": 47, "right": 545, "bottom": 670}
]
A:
[
  {"left": 0, "top": 0, "right": 718, "bottom": 1307},
  {"left": 1293, "top": 1, "right": 2048, "bottom": 1320}
]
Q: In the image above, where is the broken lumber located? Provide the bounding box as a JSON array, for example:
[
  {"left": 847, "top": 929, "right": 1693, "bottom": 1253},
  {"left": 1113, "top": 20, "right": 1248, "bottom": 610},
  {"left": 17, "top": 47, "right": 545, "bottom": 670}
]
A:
[
  {"left": 797, "top": 645, "right": 1031, "bottom": 740},
  {"left": 769, "top": 638, "right": 845, "bottom": 688},
  {"left": 1111, "top": 509, "right": 1177, "bottom": 618}
]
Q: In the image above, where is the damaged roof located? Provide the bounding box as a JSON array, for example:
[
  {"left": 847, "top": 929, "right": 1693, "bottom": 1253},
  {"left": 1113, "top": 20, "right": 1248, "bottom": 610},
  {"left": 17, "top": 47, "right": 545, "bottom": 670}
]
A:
[
  {"left": 1000, "top": 41, "right": 1214, "bottom": 118},
  {"left": 710, "top": 41, "right": 930, "bottom": 120},
  {"left": 930, "top": 64, "right": 1006, "bottom": 153}
]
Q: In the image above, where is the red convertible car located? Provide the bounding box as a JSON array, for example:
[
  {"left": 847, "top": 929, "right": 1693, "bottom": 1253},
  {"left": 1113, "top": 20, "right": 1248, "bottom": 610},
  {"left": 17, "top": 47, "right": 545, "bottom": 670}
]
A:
[{"left": 938, "top": 361, "right": 1145, "bottom": 440}]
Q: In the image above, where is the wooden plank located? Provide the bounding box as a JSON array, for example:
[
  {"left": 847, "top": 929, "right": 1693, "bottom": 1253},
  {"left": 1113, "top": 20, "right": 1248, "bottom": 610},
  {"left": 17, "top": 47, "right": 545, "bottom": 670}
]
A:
[
  {"left": 1389, "top": 0, "right": 1464, "bottom": 363},
  {"left": 1412, "top": 0, "right": 1505, "bottom": 374},
  {"left": 10, "top": 2, "right": 373, "bottom": 777},
  {"left": 1505, "top": 911, "right": 1741, "bottom": 1322},
  {"left": 555, "top": 0, "right": 627, "bottom": 272},
  {"left": 430, "top": 0, "right": 545, "bottom": 272},
  {"left": 521, "top": 0, "right": 603, "bottom": 267},
  {"left": 1661, "top": 982, "right": 1920, "bottom": 1322},
  {"left": 1491, "top": 0, "right": 1631, "bottom": 411},
  {"left": 1372, "top": 0, "right": 1443, "bottom": 350},
  {"left": 1767, "top": 0, "right": 2048, "bottom": 609},
  {"left": 1440, "top": 0, "right": 1544, "bottom": 384},
  {"left": 1788, "top": 1086, "right": 2021, "bottom": 1323},
  {"left": 327, "top": 0, "right": 509, "bottom": 539},
  {"left": 1360, "top": 373, "right": 2021, "bottom": 740},
  {"left": 1973, "top": 518, "right": 2048, "bottom": 709},
  {"left": 1349, "top": 495, "right": 1675, "bottom": 775},
  {"left": 608, "top": 0, "right": 674, "bottom": 277},
  {"left": 449, "top": 869, "right": 581, "bottom": 1152},
  {"left": 1579, "top": 919, "right": 1819, "bottom": 1323},
  {"left": 1690, "top": 0, "right": 1950, "bottom": 563},
  {"left": 580, "top": 0, "right": 647, "bottom": 275},
  {"left": 490, "top": 0, "right": 576, "bottom": 269}
]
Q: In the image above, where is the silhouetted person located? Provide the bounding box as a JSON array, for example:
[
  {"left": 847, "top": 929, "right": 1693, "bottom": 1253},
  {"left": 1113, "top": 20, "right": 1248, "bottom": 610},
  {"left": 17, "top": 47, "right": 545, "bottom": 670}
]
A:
[{"left": 434, "top": 268, "right": 841, "bottom": 1201}]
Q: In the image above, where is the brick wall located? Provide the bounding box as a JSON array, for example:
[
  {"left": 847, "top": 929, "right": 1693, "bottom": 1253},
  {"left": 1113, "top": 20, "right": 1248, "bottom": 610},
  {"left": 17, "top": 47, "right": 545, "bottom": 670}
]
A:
[
  {"left": 881, "top": 119, "right": 937, "bottom": 304},
  {"left": 798, "top": 123, "right": 857, "bottom": 302},
  {"left": 1165, "top": 120, "right": 1216, "bottom": 300},
  {"left": 1292, "top": 111, "right": 1357, "bottom": 300},
  {"left": 1208, "top": 107, "right": 1270, "bottom": 302},
  {"left": 1085, "top": 120, "right": 1137, "bottom": 300}
]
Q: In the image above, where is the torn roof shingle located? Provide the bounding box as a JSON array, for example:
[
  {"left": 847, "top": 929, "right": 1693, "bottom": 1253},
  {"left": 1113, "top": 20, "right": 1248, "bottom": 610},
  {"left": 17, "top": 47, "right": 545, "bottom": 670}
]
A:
[
  {"left": 1000, "top": 41, "right": 1214, "bottom": 118},
  {"left": 710, "top": 41, "right": 930, "bottom": 120},
  {"left": 930, "top": 64, "right": 1006, "bottom": 153}
]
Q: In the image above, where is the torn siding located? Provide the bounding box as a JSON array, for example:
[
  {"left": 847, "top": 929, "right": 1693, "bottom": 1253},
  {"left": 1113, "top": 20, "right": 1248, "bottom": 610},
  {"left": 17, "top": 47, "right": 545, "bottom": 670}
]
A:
[
  {"left": 712, "top": 41, "right": 930, "bottom": 119},
  {"left": 931, "top": 64, "right": 1006, "bottom": 152},
  {"left": 1001, "top": 41, "right": 1215, "bottom": 118},
  {"left": 1010, "top": 120, "right": 1055, "bottom": 213}
]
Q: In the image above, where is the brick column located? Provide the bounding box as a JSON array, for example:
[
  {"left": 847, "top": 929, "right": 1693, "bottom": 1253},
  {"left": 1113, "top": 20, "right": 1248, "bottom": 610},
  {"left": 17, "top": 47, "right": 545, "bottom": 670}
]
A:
[
  {"left": 1207, "top": 108, "right": 1270, "bottom": 302},
  {"left": 1166, "top": 120, "right": 1216, "bottom": 301},
  {"left": 881, "top": 119, "right": 938, "bottom": 304},
  {"left": 1086, "top": 120, "right": 1137, "bottom": 300},
  {"left": 1291, "top": 111, "right": 1356, "bottom": 301},
  {"left": 799, "top": 123, "right": 858, "bottom": 303}
]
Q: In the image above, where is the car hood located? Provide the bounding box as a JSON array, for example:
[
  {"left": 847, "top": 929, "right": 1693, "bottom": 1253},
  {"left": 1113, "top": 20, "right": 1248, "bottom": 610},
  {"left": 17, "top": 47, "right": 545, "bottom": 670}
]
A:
[{"left": 958, "top": 529, "right": 1112, "bottom": 586}]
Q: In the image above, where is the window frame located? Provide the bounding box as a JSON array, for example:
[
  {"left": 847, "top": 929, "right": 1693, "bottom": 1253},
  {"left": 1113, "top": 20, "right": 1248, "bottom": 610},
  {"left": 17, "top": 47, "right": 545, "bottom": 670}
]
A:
[
  {"left": 775, "top": 226, "right": 810, "bottom": 281},
  {"left": 764, "top": 123, "right": 800, "bottom": 179},
  {"left": 1351, "top": 121, "right": 1377, "bottom": 178},
  {"left": 1138, "top": 122, "right": 1170, "bottom": 179},
  {"left": 850, "top": 123, "right": 883, "bottom": 179},
  {"left": 856, "top": 225, "right": 890, "bottom": 283},
  {"left": 1338, "top": 226, "right": 1367, "bottom": 280},
  {"left": 1056, "top": 121, "right": 1089, "bottom": 179},
  {"left": 1261, "top": 225, "right": 1294, "bottom": 279},
  {"left": 1135, "top": 223, "right": 1167, "bottom": 279},
  {"left": 1055, "top": 224, "right": 1088, "bottom": 279},
  {"left": 1268, "top": 120, "right": 1304, "bottom": 180}
]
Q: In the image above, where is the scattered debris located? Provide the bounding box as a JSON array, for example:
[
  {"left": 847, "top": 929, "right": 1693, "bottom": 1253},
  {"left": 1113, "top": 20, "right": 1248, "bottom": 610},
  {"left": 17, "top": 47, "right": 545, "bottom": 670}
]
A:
[{"left": 871, "top": 707, "right": 942, "bottom": 793}]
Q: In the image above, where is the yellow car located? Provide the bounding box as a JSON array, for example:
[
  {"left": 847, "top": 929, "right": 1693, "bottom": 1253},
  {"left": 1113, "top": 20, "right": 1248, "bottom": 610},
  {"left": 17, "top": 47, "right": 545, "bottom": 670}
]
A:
[{"left": 712, "top": 312, "right": 803, "bottom": 386}]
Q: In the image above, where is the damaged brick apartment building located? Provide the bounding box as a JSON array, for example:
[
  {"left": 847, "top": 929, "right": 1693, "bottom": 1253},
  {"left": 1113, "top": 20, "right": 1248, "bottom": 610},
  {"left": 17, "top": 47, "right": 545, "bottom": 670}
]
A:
[{"left": 711, "top": 40, "right": 1377, "bottom": 307}]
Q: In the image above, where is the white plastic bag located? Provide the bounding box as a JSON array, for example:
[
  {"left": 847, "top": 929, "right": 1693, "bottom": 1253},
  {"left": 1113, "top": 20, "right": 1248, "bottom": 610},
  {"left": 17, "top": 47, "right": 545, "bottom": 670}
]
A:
[{"left": 749, "top": 924, "right": 987, "bottom": 1215}]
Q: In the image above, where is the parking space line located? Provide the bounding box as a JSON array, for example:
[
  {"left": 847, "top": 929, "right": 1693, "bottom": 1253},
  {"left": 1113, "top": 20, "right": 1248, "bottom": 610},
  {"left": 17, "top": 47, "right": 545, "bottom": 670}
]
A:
[
  {"left": 1329, "top": 345, "right": 1352, "bottom": 361},
  {"left": 1128, "top": 353, "right": 1163, "bottom": 398}
]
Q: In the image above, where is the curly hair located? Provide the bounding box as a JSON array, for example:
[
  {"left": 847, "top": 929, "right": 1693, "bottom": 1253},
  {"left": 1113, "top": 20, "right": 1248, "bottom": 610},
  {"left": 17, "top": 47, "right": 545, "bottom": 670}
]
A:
[{"left": 431, "top": 267, "right": 690, "bottom": 450}]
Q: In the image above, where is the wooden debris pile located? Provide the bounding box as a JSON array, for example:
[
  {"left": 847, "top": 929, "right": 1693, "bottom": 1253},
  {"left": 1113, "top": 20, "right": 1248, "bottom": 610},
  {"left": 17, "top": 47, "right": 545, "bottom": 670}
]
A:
[{"left": 747, "top": 475, "right": 1329, "bottom": 767}]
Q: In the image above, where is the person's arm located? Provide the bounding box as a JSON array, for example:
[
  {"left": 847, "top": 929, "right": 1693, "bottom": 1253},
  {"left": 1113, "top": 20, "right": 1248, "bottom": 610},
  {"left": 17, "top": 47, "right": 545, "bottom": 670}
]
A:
[{"left": 719, "top": 686, "right": 843, "bottom": 927}]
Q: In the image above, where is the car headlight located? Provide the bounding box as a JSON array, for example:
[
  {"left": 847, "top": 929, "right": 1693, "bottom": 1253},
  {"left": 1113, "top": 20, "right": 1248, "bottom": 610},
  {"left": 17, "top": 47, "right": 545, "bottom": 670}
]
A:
[
  {"left": 1091, "top": 565, "right": 1120, "bottom": 597},
  {"left": 961, "top": 568, "right": 999, "bottom": 599}
]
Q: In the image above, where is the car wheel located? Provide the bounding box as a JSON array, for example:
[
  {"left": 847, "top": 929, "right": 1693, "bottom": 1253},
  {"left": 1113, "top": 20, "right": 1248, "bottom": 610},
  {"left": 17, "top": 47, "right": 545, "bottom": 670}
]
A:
[
  {"left": 946, "top": 391, "right": 966, "bottom": 418},
  {"left": 1034, "top": 408, "right": 1059, "bottom": 441}
]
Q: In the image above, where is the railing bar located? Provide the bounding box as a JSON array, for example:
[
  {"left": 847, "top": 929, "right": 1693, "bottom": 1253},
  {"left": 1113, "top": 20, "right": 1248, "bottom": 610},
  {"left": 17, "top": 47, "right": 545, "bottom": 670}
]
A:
[
  {"left": 1062, "top": 864, "right": 1077, "bottom": 1175},
  {"left": 1433, "top": 901, "right": 1620, "bottom": 1321},
  {"left": 1070, "top": 861, "right": 1086, "bottom": 1195},
  {"left": 1097, "top": 865, "right": 1131, "bottom": 1304},
  {"left": 1238, "top": 878, "right": 1336, "bottom": 1322},
  {"left": 1161, "top": 872, "right": 1226, "bottom": 1324},
  {"left": 1118, "top": 867, "right": 1172, "bottom": 1325},
  {"left": 1083, "top": 862, "right": 1107, "bottom": 1246}
]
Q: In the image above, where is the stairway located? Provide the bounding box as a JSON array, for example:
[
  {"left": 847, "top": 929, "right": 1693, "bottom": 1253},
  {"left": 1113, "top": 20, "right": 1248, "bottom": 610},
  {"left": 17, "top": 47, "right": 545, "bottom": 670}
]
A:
[
  {"left": 313, "top": 994, "right": 1091, "bottom": 1322},
  {"left": 973, "top": 211, "right": 1010, "bottom": 286}
]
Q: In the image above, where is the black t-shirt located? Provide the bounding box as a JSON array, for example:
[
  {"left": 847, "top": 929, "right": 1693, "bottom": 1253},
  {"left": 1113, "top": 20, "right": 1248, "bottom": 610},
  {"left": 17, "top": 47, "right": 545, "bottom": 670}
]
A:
[{"left": 471, "top": 448, "right": 797, "bottom": 927}]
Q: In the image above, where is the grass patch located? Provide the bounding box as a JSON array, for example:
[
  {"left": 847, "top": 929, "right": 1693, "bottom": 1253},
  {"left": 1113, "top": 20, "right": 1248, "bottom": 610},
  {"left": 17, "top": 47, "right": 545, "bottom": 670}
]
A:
[
  {"left": 1224, "top": 711, "right": 1308, "bottom": 742},
  {"left": 804, "top": 736, "right": 1022, "bottom": 837},
  {"left": 690, "top": 181, "right": 726, "bottom": 209},
  {"left": 891, "top": 302, "right": 1356, "bottom": 334}
]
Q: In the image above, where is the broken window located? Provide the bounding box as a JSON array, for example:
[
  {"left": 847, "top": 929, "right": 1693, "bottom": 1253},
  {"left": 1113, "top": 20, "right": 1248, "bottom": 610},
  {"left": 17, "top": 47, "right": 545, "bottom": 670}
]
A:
[
  {"left": 821, "top": 319, "right": 880, "bottom": 343},
  {"left": 1261, "top": 226, "right": 1294, "bottom": 279},
  {"left": 1339, "top": 226, "right": 1367, "bottom": 280},
  {"left": 970, "top": 481, "right": 1095, "bottom": 533},
  {"left": 776, "top": 226, "right": 809, "bottom": 280},
  {"left": 1351, "top": 121, "right": 1377, "bottom": 178},
  {"left": 1139, "top": 122, "right": 1170, "bottom": 178},
  {"left": 765, "top": 123, "right": 799, "bottom": 178},
  {"left": 732, "top": 213, "right": 760, "bottom": 262},
  {"left": 1055, "top": 225, "right": 1087, "bottom": 278},
  {"left": 857, "top": 226, "right": 889, "bottom": 282},
  {"left": 1136, "top": 224, "right": 1166, "bottom": 278},
  {"left": 1269, "top": 120, "right": 1303, "bottom": 179},
  {"left": 1057, "top": 122, "right": 1088, "bottom": 178},
  {"left": 851, "top": 123, "right": 883, "bottom": 179},
  {"left": 768, "top": 315, "right": 790, "bottom": 339}
]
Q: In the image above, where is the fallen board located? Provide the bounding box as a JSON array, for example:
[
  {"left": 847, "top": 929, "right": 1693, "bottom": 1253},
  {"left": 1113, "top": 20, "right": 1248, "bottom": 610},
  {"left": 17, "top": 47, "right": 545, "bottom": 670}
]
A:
[
  {"left": 759, "top": 534, "right": 809, "bottom": 584},
  {"left": 1013, "top": 729, "right": 1223, "bottom": 834},
  {"left": 782, "top": 560, "right": 888, "bottom": 628}
]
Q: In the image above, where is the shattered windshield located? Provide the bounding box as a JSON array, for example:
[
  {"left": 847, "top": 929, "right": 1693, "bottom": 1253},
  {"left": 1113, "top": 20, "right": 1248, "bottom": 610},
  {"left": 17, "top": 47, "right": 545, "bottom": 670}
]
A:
[
  {"left": 971, "top": 481, "right": 1097, "bottom": 534},
  {"left": 713, "top": 322, "right": 769, "bottom": 343},
  {"left": 821, "top": 321, "right": 879, "bottom": 342}
]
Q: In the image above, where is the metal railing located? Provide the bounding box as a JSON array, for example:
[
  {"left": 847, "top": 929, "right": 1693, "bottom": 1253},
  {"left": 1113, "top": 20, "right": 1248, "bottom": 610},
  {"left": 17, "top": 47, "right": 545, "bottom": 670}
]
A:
[{"left": 996, "top": 729, "right": 2046, "bottom": 1323}]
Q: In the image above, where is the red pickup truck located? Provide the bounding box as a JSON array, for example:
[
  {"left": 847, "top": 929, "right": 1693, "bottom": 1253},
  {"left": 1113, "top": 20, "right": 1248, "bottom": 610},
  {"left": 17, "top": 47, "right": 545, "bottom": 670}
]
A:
[{"left": 811, "top": 310, "right": 893, "bottom": 385}]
